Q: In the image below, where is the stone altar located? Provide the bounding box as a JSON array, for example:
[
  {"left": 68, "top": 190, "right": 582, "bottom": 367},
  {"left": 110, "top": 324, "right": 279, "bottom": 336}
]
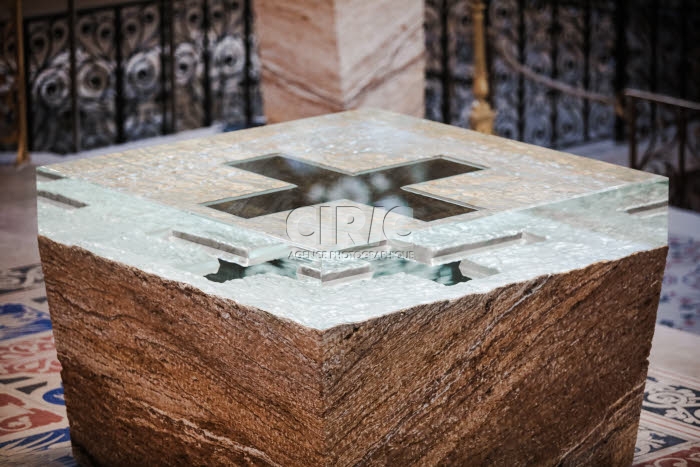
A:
[{"left": 38, "top": 109, "right": 667, "bottom": 466}]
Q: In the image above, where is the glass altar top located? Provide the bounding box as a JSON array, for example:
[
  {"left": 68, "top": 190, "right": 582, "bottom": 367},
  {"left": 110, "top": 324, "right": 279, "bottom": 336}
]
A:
[{"left": 37, "top": 109, "right": 667, "bottom": 329}]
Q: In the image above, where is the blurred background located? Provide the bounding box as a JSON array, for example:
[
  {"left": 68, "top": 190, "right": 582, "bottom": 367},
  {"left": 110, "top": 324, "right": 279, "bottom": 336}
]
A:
[{"left": 0, "top": 0, "right": 698, "bottom": 208}]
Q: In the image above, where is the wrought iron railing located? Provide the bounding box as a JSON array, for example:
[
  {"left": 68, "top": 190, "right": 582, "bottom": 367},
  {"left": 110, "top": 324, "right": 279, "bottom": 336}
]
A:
[
  {"left": 626, "top": 89, "right": 700, "bottom": 209},
  {"left": 4, "top": 0, "right": 264, "bottom": 154},
  {"left": 425, "top": 0, "right": 700, "bottom": 149},
  {"left": 1, "top": 0, "right": 698, "bottom": 155}
]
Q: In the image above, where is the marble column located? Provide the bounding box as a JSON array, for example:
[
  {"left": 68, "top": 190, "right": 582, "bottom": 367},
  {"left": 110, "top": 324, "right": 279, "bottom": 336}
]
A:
[{"left": 254, "top": 0, "right": 426, "bottom": 122}]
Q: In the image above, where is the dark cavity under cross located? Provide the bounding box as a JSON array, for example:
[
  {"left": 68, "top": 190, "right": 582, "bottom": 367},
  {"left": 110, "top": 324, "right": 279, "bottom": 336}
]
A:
[{"left": 208, "top": 154, "right": 481, "bottom": 222}]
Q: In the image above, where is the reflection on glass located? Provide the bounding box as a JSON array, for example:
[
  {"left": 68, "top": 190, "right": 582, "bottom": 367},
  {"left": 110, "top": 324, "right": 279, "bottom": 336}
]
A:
[
  {"left": 372, "top": 258, "right": 470, "bottom": 286},
  {"left": 205, "top": 257, "right": 470, "bottom": 287},
  {"left": 205, "top": 258, "right": 297, "bottom": 282},
  {"left": 208, "top": 155, "right": 480, "bottom": 221}
]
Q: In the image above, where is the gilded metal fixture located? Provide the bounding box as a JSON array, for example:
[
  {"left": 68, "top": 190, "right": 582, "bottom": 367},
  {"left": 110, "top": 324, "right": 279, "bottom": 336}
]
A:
[{"left": 468, "top": 0, "right": 495, "bottom": 135}]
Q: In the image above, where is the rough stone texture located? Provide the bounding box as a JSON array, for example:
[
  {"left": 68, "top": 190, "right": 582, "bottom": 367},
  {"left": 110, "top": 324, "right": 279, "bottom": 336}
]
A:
[
  {"left": 254, "top": 0, "right": 425, "bottom": 122},
  {"left": 40, "top": 239, "right": 666, "bottom": 466},
  {"left": 320, "top": 250, "right": 665, "bottom": 466},
  {"left": 38, "top": 109, "right": 668, "bottom": 465},
  {"left": 40, "top": 239, "right": 325, "bottom": 467}
]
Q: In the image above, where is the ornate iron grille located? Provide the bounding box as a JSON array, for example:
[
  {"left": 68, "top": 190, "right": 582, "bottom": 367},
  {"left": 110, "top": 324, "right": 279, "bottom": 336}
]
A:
[
  {"left": 626, "top": 90, "right": 700, "bottom": 210},
  {"left": 1, "top": 0, "right": 698, "bottom": 154},
  {"left": 19, "top": 0, "right": 263, "bottom": 154},
  {"left": 425, "top": 0, "right": 700, "bottom": 149},
  {"left": 0, "top": 17, "right": 19, "bottom": 152}
]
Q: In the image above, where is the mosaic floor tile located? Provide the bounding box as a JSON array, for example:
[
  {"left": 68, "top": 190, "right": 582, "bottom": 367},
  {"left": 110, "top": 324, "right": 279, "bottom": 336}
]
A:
[
  {"left": 0, "top": 265, "right": 44, "bottom": 296},
  {"left": 644, "top": 377, "right": 700, "bottom": 428},
  {"left": 0, "top": 331, "right": 60, "bottom": 367},
  {"left": 0, "top": 304, "right": 52, "bottom": 341},
  {"left": 0, "top": 439, "right": 75, "bottom": 467},
  {"left": 0, "top": 391, "right": 66, "bottom": 440},
  {"left": 633, "top": 442, "right": 700, "bottom": 466},
  {"left": 658, "top": 235, "right": 700, "bottom": 334}
]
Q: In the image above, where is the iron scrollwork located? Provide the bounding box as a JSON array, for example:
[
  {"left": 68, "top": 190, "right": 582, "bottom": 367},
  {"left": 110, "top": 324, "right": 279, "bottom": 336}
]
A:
[
  {"left": 26, "top": 16, "right": 73, "bottom": 153},
  {"left": 19, "top": 0, "right": 263, "bottom": 154},
  {"left": 76, "top": 9, "right": 117, "bottom": 149},
  {"left": 120, "top": 3, "right": 163, "bottom": 141},
  {"left": 9, "top": 0, "right": 700, "bottom": 155},
  {"left": 0, "top": 19, "right": 18, "bottom": 151}
]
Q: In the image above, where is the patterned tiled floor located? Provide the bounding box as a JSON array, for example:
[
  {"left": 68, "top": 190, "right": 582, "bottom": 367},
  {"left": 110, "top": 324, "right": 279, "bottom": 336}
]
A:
[
  {"left": 635, "top": 367, "right": 700, "bottom": 465},
  {"left": 0, "top": 263, "right": 699, "bottom": 465},
  {"left": 658, "top": 235, "right": 700, "bottom": 335},
  {"left": 0, "top": 265, "right": 74, "bottom": 466},
  {"left": 656, "top": 207, "right": 700, "bottom": 335}
]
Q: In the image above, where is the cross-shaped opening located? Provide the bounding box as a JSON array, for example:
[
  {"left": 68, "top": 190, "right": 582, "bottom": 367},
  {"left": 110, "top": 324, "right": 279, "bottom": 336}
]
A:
[{"left": 207, "top": 154, "right": 481, "bottom": 222}]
